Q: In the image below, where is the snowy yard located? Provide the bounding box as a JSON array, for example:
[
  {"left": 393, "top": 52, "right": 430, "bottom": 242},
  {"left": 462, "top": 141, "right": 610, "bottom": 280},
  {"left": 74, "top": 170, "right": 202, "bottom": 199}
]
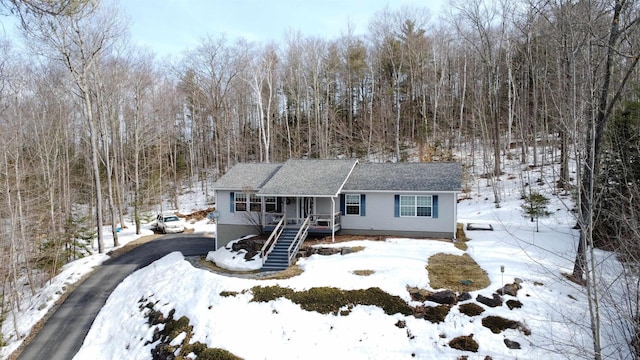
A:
[{"left": 1, "top": 160, "right": 630, "bottom": 360}]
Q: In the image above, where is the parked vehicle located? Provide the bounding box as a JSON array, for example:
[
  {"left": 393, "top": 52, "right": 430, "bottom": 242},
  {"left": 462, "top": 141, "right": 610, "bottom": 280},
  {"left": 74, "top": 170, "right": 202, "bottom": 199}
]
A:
[{"left": 156, "top": 214, "right": 185, "bottom": 234}]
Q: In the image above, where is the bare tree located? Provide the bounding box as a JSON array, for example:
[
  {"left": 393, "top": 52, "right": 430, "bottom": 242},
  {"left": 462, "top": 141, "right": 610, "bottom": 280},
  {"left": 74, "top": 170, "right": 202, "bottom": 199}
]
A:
[
  {"left": 20, "top": 1, "right": 126, "bottom": 253},
  {"left": 572, "top": 0, "right": 640, "bottom": 283}
]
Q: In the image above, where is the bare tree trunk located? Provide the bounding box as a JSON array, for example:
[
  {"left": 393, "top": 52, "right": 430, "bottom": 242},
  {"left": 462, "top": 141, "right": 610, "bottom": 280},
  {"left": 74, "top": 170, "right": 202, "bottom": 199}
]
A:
[{"left": 85, "top": 94, "right": 105, "bottom": 253}]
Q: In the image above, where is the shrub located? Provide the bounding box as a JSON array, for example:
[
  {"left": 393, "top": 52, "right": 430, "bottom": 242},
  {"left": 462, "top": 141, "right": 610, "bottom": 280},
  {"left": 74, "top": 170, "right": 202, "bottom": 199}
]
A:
[
  {"left": 449, "top": 334, "right": 479, "bottom": 352},
  {"left": 416, "top": 305, "right": 451, "bottom": 323},
  {"left": 250, "top": 285, "right": 413, "bottom": 315},
  {"left": 143, "top": 304, "right": 241, "bottom": 359},
  {"left": 506, "top": 299, "right": 523, "bottom": 310},
  {"left": 482, "top": 315, "right": 531, "bottom": 335},
  {"left": 458, "top": 303, "right": 485, "bottom": 317}
]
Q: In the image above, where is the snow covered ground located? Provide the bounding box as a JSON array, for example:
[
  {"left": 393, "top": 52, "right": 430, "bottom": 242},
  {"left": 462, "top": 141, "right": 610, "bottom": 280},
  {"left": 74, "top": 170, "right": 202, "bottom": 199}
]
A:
[{"left": 1, "top": 155, "right": 632, "bottom": 359}]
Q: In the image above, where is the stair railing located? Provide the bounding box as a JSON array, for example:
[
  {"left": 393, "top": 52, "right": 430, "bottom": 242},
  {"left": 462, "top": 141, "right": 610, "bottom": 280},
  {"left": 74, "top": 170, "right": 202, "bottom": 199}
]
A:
[
  {"left": 287, "top": 215, "right": 310, "bottom": 265},
  {"left": 261, "top": 216, "right": 285, "bottom": 264}
]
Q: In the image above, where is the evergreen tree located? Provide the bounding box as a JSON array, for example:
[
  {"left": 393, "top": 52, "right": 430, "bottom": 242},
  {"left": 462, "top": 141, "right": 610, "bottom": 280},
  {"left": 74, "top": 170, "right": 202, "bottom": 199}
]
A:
[
  {"left": 521, "top": 191, "right": 551, "bottom": 232},
  {"left": 594, "top": 101, "right": 640, "bottom": 253}
]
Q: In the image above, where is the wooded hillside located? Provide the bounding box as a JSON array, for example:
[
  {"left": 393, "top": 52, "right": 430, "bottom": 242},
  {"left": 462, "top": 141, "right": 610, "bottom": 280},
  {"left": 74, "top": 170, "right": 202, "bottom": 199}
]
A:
[{"left": 1, "top": 1, "right": 640, "bottom": 357}]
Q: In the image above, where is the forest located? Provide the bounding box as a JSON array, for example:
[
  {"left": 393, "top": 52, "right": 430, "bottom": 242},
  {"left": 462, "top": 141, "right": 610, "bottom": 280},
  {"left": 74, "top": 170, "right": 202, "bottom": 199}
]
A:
[{"left": 1, "top": 0, "right": 640, "bottom": 358}]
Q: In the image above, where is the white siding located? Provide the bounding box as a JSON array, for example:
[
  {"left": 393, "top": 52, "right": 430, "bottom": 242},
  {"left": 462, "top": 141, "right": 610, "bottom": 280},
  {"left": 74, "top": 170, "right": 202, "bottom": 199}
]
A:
[
  {"left": 315, "top": 197, "right": 336, "bottom": 215},
  {"left": 215, "top": 190, "right": 260, "bottom": 226}
]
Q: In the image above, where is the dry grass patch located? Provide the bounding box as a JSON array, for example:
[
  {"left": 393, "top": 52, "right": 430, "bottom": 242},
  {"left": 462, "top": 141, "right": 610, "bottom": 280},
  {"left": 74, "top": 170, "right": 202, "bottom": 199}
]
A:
[
  {"left": 427, "top": 253, "right": 490, "bottom": 292},
  {"left": 197, "top": 257, "right": 260, "bottom": 274},
  {"left": 304, "top": 235, "right": 388, "bottom": 245},
  {"left": 449, "top": 334, "right": 479, "bottom": 352},
  {"left": 454, "top": 223, "right": 470, "bottom": 251},
  {"left": 197, "top": 257, "right": 303, "bottom": 279},
  {"left": 260, "top": 265, "right": 304, "bottom": 279},
  {"left": 353, "top": 269, "right": 375, "bottom": 276}
]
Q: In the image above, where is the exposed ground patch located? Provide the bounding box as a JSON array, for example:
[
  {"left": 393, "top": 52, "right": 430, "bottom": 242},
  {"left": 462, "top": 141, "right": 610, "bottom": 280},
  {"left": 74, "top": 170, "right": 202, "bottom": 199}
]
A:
[
  {"left": 454, "top": 223, "right": 470, "bottom": 251},
  {"left": 482, "top": 315, "right": 531, "bottom": 335},
  {"left": 427, "top": 253, "right": 490, "bottom": 292},
  {"left": 449, "top": 334, "right": 479, "bottom": 352},
  {"left": 139, "top": 298, "right": 240, "bottom": 360},
  {"left": 250, "top": 285, "right": 414, "bottom": 316}
]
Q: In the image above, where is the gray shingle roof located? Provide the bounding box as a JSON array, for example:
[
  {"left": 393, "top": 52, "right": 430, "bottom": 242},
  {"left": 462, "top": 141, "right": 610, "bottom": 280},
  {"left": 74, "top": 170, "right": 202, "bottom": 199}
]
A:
[
  {"left": 214, "top": 160, "right": 462, "bottom": 194},
  {"left": 342, "top": 162, "right": 462, "bottom": 192},
  {"left": 257, "top": 159, "right": 358, "bottom": 196},
  {"left": 212, "top": 163, "right": 282, "bottom": 190}
]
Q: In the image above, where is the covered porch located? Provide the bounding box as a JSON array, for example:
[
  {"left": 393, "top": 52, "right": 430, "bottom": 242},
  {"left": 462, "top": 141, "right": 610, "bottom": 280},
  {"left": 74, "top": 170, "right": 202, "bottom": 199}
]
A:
[{"left": 260, "top": 196, "right": 342, "bottom": 236}]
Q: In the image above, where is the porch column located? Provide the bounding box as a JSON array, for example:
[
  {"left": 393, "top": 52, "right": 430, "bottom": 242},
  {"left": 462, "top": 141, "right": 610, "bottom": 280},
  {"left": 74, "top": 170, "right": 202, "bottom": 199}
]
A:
[
  {"left": 331, "top": 197, "right": 335, "bottom": 243},
  {"left": 453, "top": 192, "right": 458, "bottom": 240}
]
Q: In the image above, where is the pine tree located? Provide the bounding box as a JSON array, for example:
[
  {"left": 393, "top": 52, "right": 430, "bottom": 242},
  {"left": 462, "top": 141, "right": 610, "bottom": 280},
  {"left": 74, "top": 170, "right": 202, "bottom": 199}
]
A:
[
  {"left": 521, "top": 191, "right": 551, "bottom": 232},
  {"left": 595, "top": 101, "right": 640, "bottom": 252}
]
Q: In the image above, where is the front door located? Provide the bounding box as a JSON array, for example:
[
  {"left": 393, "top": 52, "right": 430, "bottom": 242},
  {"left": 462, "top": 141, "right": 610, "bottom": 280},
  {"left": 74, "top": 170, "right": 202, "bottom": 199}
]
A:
[{"left": 300, "top": 197, "right": 314, "bottom": 220}]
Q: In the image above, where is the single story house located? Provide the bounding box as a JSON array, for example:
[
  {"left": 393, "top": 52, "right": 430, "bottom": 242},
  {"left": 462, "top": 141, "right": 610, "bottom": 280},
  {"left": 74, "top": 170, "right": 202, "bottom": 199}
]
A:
[{"left": 212, "top": 159, "right": 462, "bottom": 251}]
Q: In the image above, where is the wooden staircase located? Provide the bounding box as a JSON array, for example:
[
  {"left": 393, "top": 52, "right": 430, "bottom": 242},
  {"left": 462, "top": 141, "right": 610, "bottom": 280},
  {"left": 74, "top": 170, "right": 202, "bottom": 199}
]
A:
[{"left": 261, "top": 228, "right": 300, "bottom": 272}]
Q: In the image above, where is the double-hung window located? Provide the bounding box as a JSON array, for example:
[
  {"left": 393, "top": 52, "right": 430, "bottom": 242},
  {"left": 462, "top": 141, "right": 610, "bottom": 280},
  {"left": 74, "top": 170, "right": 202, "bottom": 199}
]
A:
[
  {"left": 400, "top": 195, "right": 432, "bottom": 217},
  {"left": 345, "top": 194, "right": 361, "bottom": 215},
  {"left": 265, "top": 196, "right": 277, "bottom": 212},
  {"left": 233, "top": 193, "right": 264, "bottom": 212},
  {"left": 234, "top": 193, "right": 247, "bottom": 212},
  {"left": 249, "top": 194, "right": 262, "bottom": 212}
]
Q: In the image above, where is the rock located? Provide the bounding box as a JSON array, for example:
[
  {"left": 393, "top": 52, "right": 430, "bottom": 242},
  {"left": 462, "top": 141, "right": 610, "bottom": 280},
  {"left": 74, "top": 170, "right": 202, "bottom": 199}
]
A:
[
  {"left": 318, "top": 248, "right": 341, "bottom": 256},
  {"left": 408, "top": 288, "right": 431, "bottom": 302},
  {"left": 458, "top": 292, "right": 472, "bottom": 302},
  {"left": 506, "top": 299, "right": 523, "bottom": 310},
  {"left": 151, "top": 343, "right": 176, "bottom": 360},
  {"left": 340, "top": 247, "right": 353, "bottom": 255},
  {"left": 504, "top": 339, "right": 521, "bottom": 349},
  {"left": 426, "top": 290, "right": 458, "bottom": 305},
  {"left": 477, "top": 293, "right": 503, "bottom": 308},
  {"left": 232, "top": 238, "right": 263, "bottom": 252},
  {"left": 497, "top": 282, "right": 522, "bottom": 297},
  {"left": 244, "top": 250, "right": 259, "bottom": 260}
]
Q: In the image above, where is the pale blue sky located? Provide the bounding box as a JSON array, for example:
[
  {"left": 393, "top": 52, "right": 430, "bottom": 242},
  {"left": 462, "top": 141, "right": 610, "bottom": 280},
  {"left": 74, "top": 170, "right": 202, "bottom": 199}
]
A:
[{"left": 121, "top": 0, "right": 443, "bottom": 57}]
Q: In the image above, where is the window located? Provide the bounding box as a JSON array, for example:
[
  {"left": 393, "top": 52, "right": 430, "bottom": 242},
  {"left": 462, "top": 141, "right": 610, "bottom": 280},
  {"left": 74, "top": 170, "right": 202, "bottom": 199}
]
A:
[
  {"left": 400, "top": 195, "right": 414, "bottom": 216},
  {"left": 399, "top": 195, "right": 432, "bottom": 217},
  {"left": 416, "top": 195, "right": 432, "bottom": 217},
  {"left": 249, "top": 194, "right": 262, "bottom": 212},
  {"left": 345, "top": 194, "right": 361, "bottom": 215},
  {"left": 265, "top": 196, "right": 277, "bottom": 212},
  {"left": 234, "top": 193, "right": 247, "bottom": 212}
]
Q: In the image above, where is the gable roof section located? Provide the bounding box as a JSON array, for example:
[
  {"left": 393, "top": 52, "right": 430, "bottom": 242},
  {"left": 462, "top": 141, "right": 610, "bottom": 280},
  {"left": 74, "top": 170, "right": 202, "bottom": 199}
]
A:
[
  {"left": 212, "top": 163, "right": 282, "bottom": 191},
  {"left": 257, "top": 159, "right": 358, "bottom": 197},
  {"left": 343, "top": 162, "right": 462, "bottom": 192}
]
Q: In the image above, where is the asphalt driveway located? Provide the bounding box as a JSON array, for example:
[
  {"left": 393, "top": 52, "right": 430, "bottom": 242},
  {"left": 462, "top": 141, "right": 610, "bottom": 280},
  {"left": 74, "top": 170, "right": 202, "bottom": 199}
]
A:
[{"left": 16, "top": 235, "right": 215, "bottom": 360}]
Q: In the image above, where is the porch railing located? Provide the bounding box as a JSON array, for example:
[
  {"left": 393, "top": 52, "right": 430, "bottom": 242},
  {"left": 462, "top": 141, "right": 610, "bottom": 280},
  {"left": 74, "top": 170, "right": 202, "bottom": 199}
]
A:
[
  {"left": 261, "top": 216, "right": 285, "bottom": 264},
  {"left": 263, "top": 211, "right": 342, "bottom": 231},
  {"left": 288, "top": 216, "right": 310, "bottom": 265}
]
